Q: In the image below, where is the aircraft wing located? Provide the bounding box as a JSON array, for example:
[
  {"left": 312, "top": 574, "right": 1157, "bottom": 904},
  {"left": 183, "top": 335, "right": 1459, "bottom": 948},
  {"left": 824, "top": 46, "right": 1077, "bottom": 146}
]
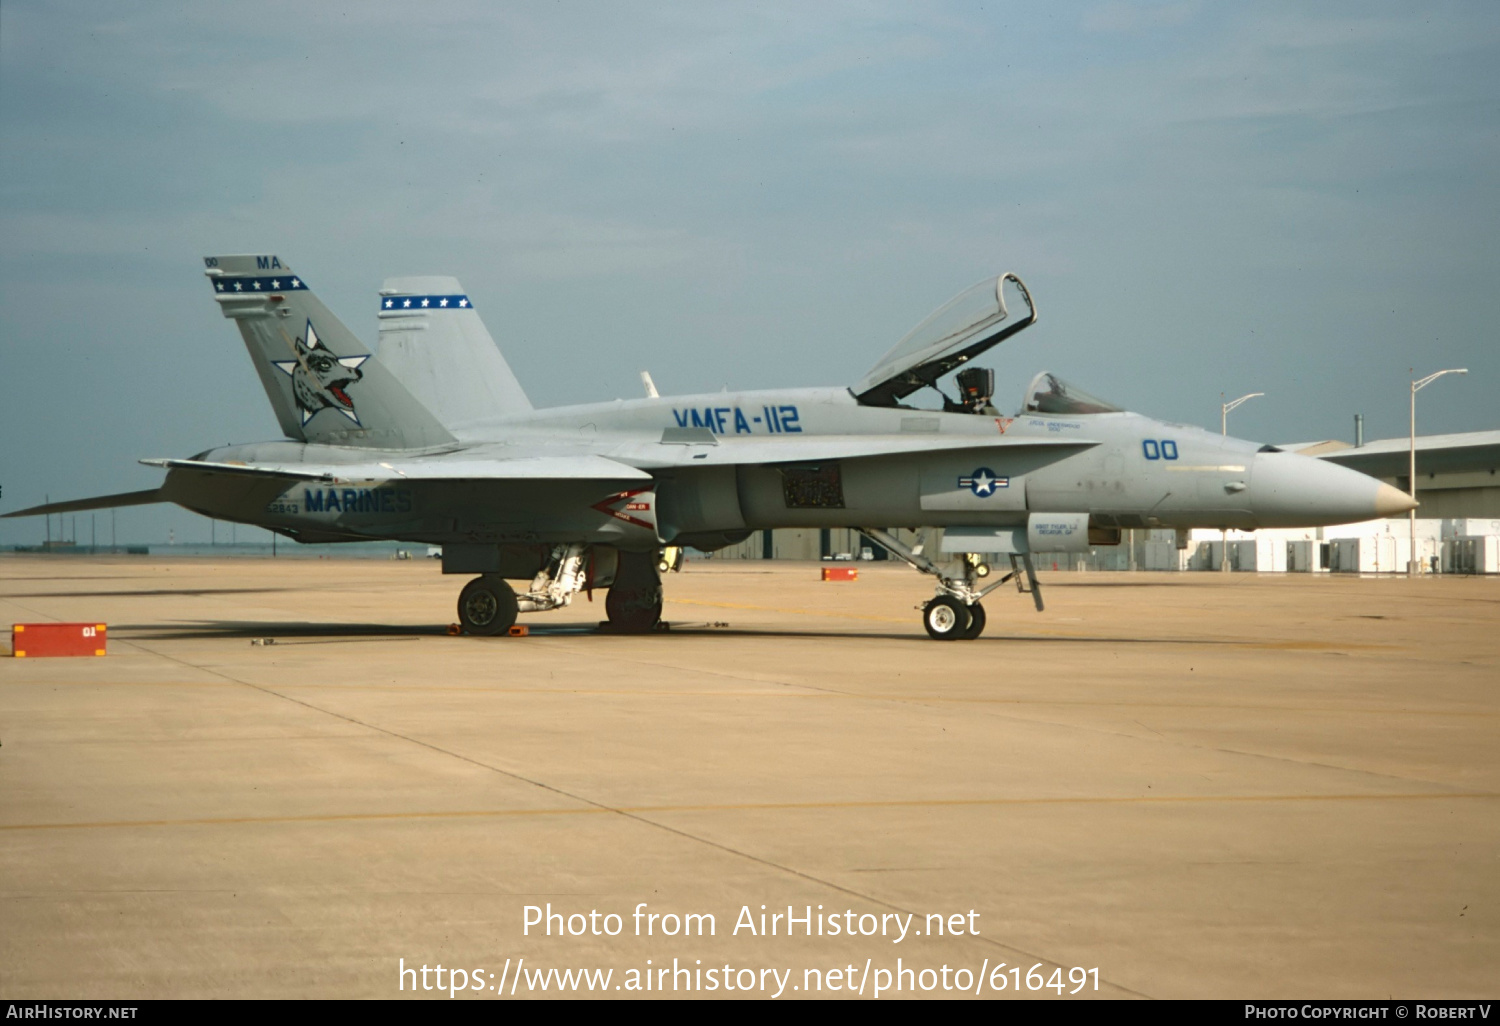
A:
[
  {"left": 8, "top": 441, "right": 1078, "bottom": 519},
  {"left": 139, "top": 454, "right": 652, "bottom": 484},
  {"left": 608, "top": 432, "right": 1095, "bottom": 468},
  {"left": 4, "top": 455, "right": 650, "bottom": 519}
]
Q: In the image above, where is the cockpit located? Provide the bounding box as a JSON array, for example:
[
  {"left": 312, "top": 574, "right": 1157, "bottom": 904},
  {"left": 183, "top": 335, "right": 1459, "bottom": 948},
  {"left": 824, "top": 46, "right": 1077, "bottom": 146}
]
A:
[
  {"left": 852, "top": 273, "right": 1038, "bottom": 408},
  {"left": 1021, "top": 372, "right": 1122, "bottom": 415},
  {"left": 850, "top": 273, "right": 1128, "bottom": 418}
]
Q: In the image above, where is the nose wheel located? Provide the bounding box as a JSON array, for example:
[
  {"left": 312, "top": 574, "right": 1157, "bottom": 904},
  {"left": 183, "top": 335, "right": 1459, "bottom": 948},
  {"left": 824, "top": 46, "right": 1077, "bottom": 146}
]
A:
[
  {"left": 923, "top": 595, "right": 984, "bottom": 640},
  {"left": 958, "top": 601, "right": 986, "bottom": 640}
]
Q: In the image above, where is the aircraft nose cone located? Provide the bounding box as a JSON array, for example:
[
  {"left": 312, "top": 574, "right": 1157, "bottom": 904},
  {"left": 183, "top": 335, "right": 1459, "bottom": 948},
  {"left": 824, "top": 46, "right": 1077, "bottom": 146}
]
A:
[
  {"left": 1374, "top": 482, "right": 1419, "bottom": 517},
  {"left": 1251, "top": 452, "right": 1412, "bottom": 527}
]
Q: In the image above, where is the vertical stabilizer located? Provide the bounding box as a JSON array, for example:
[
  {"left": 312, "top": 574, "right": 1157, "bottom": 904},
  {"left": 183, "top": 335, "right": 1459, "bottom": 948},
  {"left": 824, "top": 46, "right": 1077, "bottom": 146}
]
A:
[
  {"left": 376, "top": 276, "right": 533, "bottom": 434},
  {"left": 204, "top": 256, "right": 455, "bottom": 450}
]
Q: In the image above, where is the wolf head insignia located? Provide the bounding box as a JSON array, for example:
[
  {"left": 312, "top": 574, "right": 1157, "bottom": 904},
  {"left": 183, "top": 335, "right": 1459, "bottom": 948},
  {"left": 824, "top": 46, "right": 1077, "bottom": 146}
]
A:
[{"left": 271, "top": 321, "right": 370, "bottom": 426}]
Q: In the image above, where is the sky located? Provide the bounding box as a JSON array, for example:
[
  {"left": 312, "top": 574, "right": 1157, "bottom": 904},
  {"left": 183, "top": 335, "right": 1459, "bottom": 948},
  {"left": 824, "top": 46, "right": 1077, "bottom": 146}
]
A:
[{"left": 2, "top": 1, "right": 1497, "bottom": 545}]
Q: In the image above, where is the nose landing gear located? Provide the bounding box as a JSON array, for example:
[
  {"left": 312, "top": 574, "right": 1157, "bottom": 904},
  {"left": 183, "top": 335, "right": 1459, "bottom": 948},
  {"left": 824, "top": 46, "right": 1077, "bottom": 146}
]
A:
[
  {"left": 957, "top": 600, "right": 987, "bottom": 640},
  {"left": 860, "top": 527, "right": 1041, "bottom": 641},
  {"left": 921, "top": 592, "right": 989, "bottom": 641},
  {"left": 922, "top": 595, "right": 972, "bottom": 640}
]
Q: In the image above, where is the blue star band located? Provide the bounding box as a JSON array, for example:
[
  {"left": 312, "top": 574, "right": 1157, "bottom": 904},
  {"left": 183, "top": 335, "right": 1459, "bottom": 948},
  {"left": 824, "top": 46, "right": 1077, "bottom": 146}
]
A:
[
  {"left": 211, "top": 276, "right": 309, "bottom": 293},
  {"left": 379, "top": 295, "right": 473, "bottom": 311}
]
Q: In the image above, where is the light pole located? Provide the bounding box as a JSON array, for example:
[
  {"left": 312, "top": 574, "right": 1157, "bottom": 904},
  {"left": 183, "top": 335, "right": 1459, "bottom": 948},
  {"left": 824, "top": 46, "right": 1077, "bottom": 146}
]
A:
[
  {"left": 1408, "top": 368, "right": 1467, "bottom": 576},
  {"left": 1221, "top": 392, "right": 1264, "bottom": 436},
  {"left": 1220, "top": 392, "right": 1264, "bottom": 572}
]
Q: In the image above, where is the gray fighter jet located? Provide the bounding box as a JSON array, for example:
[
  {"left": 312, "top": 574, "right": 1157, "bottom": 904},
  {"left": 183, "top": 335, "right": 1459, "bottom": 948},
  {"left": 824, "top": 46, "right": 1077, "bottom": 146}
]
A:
[{"left": 5, "top": 255, "right": 1414, "bottom": 639}]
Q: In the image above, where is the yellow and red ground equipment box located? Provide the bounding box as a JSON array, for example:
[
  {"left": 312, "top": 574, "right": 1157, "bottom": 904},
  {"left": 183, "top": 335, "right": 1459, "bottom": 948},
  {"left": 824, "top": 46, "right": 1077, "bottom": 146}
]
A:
[{"left": 12, "top": 623, "right": 107, "bottom": 658}]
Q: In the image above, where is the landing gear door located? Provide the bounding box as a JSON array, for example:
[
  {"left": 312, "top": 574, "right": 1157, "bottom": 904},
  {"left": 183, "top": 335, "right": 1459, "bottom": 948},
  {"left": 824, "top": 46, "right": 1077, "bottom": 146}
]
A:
[{"left": 590, "top": 488, "right": 662, "bottom": 547}]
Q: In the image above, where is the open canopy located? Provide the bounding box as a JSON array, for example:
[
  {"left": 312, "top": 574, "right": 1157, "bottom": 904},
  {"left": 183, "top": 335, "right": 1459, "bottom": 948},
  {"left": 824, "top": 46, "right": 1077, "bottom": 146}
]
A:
[
  {"left": 853, "top": 272, "right": 1038, "bottom": 406},
  {"left": 1022, "top": 372, "right": 1123, "bottom": 415}
]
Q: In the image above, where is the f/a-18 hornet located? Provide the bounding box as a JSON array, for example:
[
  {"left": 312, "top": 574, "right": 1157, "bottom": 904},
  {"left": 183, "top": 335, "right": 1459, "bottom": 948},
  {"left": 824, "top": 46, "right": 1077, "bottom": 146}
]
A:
[{"left": 6, "top": 255, "right": 1414, "bottom": 639}]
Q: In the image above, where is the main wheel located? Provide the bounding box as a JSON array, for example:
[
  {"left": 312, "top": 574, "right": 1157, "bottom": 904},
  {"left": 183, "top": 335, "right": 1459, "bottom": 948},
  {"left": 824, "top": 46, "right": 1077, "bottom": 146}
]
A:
[
  {"left": 457, "top": 575, "right": 519, "bottom": 636},
  {"left": 957, "top": 602, "right": 987, "bottom": 640},
  {"left": 605, "top": 551, "right": 664, "bottom": 633},
  {"left": 923, "top": 595, "right": 971, "bottom": 640}
]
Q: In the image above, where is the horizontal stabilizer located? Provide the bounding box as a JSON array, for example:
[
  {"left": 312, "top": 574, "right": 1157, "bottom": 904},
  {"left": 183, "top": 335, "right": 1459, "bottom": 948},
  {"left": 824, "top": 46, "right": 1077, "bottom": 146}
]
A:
[{"left": 2, "top": 488, "right": 165, "bottom": 518}]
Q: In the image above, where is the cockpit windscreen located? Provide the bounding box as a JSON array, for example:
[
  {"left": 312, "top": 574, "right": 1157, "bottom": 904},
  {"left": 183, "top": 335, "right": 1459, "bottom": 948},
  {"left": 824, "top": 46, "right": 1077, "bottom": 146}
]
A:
[
  {"left": 857, "top": 277, "right": 1009, "bottom": 397},
  {"left": 1022, "top": 372, "right": 1123, "bottom": 415}
]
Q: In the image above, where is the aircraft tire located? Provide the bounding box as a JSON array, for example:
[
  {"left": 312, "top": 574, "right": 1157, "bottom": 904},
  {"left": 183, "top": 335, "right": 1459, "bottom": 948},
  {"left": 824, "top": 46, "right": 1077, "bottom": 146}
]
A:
[
  {"left": 957, "top": 602, "right": 987, "bottom": 640},
  {"left": 605, "top": 551, "right": 664, "bottom": 633},
  {"left": 923, "top": 595, "right": 971, "bottom": 641},
  {"left": 458, "top": 575, "right": 519, "bottom": 636}
]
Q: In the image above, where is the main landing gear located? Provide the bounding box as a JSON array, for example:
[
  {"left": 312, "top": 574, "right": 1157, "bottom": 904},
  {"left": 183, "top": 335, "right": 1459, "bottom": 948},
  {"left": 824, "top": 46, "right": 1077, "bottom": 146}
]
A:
[
  {"left": 457, "top": 574, "right": 520, "bottom": 636},
  {"left": 455, "top": 544, "right": 665, "bottom": 636},
  {"left": 603, "top": 550, "right": 664, "bottom": 633},
  {"left": 860, "top": 527, "right": 1042, "bottom": 642}
]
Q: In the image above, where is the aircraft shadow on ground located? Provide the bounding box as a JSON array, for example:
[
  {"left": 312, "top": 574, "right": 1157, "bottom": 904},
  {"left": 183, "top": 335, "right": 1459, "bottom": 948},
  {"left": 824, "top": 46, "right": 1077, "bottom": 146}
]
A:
[
  {"left": 113, "top": 619, "right": 924, "bottom": 643},
  {"left": 108, "top": 619, "right": 1238, "bottom": 647},
  {"left": 112, "top": 621, "right": 442, "bottom": 641},
  {"left": 2, "top": 588, "right": 291, "bottom": 600},
  {"left": 1032, "top": 579, "right": 1208, "bottom": 588}
]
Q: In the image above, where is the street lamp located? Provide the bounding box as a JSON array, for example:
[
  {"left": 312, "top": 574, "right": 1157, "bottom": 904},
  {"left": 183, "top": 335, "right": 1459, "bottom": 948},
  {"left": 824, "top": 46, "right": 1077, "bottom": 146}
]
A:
[
  {"left": 1408, "top": 368, "right": 1467, "bottom": 577},
  {"left": 1220, "top": 392, "right": 1264, "bottom": 572},
  {"left": 1222, "top": 392, "right": 1264, "bottom": 436}
]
